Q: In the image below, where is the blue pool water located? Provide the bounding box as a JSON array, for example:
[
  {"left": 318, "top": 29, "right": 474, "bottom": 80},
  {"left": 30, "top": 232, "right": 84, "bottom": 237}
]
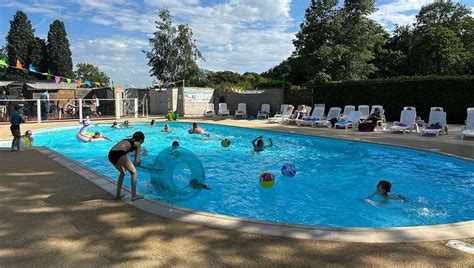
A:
[{"left": 32, "top": 122, "right": 474, "bottom": 227}]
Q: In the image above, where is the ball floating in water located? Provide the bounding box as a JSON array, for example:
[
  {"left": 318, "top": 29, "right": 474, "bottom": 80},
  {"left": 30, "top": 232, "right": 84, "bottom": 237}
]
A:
[
  {"left": 259, "top": 172, "right": 275, "bottom": 188},
  {"left": 221, "top": 138, "right": 231, "bottom": 147},
  {"left": 281, "top": 163, "right": 296, "bottom": 177}
]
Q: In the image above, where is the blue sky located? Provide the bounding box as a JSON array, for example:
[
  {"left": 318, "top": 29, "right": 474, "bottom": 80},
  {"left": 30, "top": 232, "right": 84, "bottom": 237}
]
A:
[{"left": 0, "top": 0, "right": 472, "bottom": 86}]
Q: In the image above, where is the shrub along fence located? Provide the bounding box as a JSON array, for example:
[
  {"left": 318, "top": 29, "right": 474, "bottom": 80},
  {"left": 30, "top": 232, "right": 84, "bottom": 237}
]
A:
[{"left": 284, "top": 76, "right": 474, "bottom": 124}]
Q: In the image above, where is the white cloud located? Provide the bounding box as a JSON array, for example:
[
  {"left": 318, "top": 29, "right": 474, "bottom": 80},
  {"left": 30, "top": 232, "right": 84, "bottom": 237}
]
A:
[
  {"left": 72, "top": 36, "right": 151, "bottom": 85},
  {"left": 370, "top": 0, "right": 433, "bottom": 29}
]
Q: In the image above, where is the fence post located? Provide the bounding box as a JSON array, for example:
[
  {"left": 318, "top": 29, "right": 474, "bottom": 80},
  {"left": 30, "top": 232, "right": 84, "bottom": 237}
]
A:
[
  {"left": 79, "top": 99, "right": 83, "bottom": 123},
  {"left": 134, "top": 98, "right": 138, "bottom": 118},
  {"left": 115, "top": 93, "right": 120, "bottom": 120},
  {"left": 36, "top": 99, "right": 41, "bottom": 123}
]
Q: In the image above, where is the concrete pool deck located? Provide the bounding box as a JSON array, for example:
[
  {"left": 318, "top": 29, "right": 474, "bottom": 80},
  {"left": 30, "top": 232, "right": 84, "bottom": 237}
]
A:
[{"left": 1, "top": 118, "right": 473, "bottom": 265}]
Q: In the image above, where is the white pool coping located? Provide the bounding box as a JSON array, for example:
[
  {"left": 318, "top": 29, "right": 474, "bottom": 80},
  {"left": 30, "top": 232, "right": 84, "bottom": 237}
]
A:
[{"left": 31, "top": 146, "right": 474, "bottom": 243}]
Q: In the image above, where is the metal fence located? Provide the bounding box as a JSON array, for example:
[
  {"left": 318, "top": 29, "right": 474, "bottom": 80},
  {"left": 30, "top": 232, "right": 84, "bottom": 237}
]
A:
[{"left": 0, "top": 97, "right": 140, "bottom": 123}]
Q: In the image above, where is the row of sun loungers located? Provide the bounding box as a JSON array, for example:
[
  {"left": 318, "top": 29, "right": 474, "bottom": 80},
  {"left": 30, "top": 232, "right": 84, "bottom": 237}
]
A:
[{"left": 203, "top": 103, "right": 474, "bottom": 139}]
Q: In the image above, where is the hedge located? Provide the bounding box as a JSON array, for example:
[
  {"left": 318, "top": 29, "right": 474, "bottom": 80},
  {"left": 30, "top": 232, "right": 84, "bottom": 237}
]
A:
[{"left": 285, "top": 76, "right": 474, "bottom": 124}]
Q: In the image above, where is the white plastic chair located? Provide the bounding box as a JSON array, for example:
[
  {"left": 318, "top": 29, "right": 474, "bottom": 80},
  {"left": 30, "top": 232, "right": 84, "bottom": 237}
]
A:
[
  {"left": 358, "top": 105, "right": 370, "bottom": 120},
  {"left": 269, "top": 105, "right": 294, "bottom": 123},
  {"left": 203, "top": 103, "right": 215, "bottom": 117},
  {"left": 218, "top": 103, "right": 229, "bottom": 116},
  {"left": 285, "top": 105, "right": 311, "bottom": 124},
  {"left": 431, "top": 107, "right": 443, "bottom": 112},
  {"left": 335, "top": 111, "right": 362, "bottom": 130},
  {"left": 420, "top": 111, "right": 447, "bottom": 137},
  {"left": 257, "top": 104, "right": 270, "bottom": 119},
  {"left": 234, "top": 103, "right": 247, "bottom": 118},
  {"left": 313, "top": 107, "right": 341, "bottom": 128},
  {"left": 461, "top": 108, "right": 474, "bottom": 140},
  {"left": 296, "top": 106, "right": 325, "bottom": 126},
  {"left": 390, "top": 108, "right": 417, "bottom": 134},
  {"left": 340, "top": 105, "right": 355, "bottom": 119}
]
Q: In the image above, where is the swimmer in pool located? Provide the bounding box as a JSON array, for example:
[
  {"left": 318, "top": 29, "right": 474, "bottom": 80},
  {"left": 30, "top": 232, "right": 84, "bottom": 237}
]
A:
[
  {"left": 189, "top": 178, "right": 210, "bottom": 190},
  {"left": 252, "top": 136, "right": 273, "bottom": 152},
  {"left": 364, "top": 180, "right": 406, "bottom": 206},
  {"left": 172, "top": 141, "right": 179, "bottom": 147},
  {"left": 162, "top": 124, "right": 170, "bottom": 133},
  {"left": 150, "top": 119, "right": 156, "bottom": 127},
  {"left": 122, "top": 120, "right": 132, "bottom": 128},
  {"left": 188, "top": 123, "right": 209, "bottom": 136},
  {"left": 90, "top": 131, "right": 112, "bottom": 142},
  {"left": 111, "top": 121, "right": 120, "bottom": 129}
]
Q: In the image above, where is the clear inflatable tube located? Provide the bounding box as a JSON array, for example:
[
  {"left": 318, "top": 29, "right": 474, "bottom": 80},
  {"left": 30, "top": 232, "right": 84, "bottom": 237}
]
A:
[{"left": 149, "top": 147, "right": 205, "bottom": 201}]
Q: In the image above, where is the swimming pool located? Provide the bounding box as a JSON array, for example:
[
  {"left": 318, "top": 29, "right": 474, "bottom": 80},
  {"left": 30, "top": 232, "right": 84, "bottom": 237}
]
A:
[{"left": 32, "top": 122, "right": 474, "bottom": 228}]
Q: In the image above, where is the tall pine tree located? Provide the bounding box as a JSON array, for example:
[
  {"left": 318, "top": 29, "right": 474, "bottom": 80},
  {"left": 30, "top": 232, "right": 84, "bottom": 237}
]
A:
[
  {"left": 5, "top": 11, "right": 35, "bottom": 67},
  {"left": 28, "top": 37, "right": 49, "bottom": 73},
  {"left": 47, "top": 20, "right": 73, "bottom": 77}
]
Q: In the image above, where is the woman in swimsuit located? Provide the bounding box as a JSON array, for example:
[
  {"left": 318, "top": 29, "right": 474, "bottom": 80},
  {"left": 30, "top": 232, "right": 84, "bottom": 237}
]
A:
[{"left": 108, "top": 131, "right": 145, "bottom": 201}]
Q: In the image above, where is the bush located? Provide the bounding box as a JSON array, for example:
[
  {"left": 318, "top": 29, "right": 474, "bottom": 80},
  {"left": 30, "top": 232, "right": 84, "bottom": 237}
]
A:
[{"left": 285, "top": 76, "right": 474, "bottom": 123}]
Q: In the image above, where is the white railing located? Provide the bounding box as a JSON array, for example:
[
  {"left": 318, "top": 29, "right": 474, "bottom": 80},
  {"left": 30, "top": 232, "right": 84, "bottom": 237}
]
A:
[{"left": 0, "top": 97, "right": 139, "bottom": 123}]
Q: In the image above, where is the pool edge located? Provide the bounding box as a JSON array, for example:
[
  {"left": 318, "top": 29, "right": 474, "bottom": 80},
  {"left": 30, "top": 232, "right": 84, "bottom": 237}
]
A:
[{"left": 36, "top": 146, "right": 474, "bottom": 243}]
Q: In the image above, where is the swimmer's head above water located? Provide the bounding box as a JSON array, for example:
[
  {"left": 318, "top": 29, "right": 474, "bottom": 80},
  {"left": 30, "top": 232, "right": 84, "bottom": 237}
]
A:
[
  {"left": 376, "top": 180, "right": 392, "bottom": 196},
  {"left": 172, "top": 141, "right": 179, "bottom": 147}
]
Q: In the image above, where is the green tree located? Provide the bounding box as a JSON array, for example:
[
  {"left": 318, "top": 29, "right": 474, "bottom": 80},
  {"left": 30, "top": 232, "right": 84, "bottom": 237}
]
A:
[
  {"left": 5, "top": 11, "right": 35, "bottom": 67},
  {"left": 47, "top": 20, "right": 73, "bottom": 77},
  {"left": 144, "top": 8, "right": 203, "bottom": 85},
  {"left": 75, "top": 63, "right": 110, "bottom": 84},
  {"left": 293, "top": 0, "right": 385, "bottom": 82},
  {"left": 409, "top": 26, "right": 469, "bottom": 75},
  {"left": 28, "top": 37, "right": 48, "bottom": 73},
  {"left": 415, "top": 0, "right": 471, "bottom": 35},
  {"left": 293, "top": 0, "right": 338, "bottom": 82}
]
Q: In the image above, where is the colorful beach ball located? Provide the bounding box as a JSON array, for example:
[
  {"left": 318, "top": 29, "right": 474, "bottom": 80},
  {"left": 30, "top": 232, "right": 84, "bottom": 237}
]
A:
[
  {"left": 259, "top": 172, "right": 275, "bottom": 188},
  {"left": 221, "top": 138, "right": 231, "bottom": 147},
  {"left": 281, "top": 163, "right": 296, "bottom": 177}
]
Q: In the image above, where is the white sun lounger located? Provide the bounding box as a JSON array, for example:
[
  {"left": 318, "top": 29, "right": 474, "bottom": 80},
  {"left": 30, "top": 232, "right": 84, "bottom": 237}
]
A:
[
  {"left": 335, "top": 111, "right": 362, "bottom": 129},
  {"left": 431, "top": 107, "right": 443, "bottom": 112},
  {"left": 286, "top": 105, "right": 312, "bottom": 124},
  {"left": 269, "top": 105, "right": 294, "bottom": 123},
  {"left": 218, "top": 103, "right": 229, "bottom": 116},
  {"left": 340, "top": 105, "right": 355, "bottom": 119},
  {"left": 420, "top": 111, "right": 447, "bottom": 137},
  {"left": 234, "top": 103, "right": 247, "bottom": 118},
  {"left": 296, "top": 106, "right": 325, "bottom": 126},
  {"left": 203, "top": 103, "right": 215, "bottom": 117},
  {"left": 313, "top": 107, "right": 341, "bottom": 127},
  {"left": 257, "top": 104, "right": 271, "bottom": 119},
  {"left": 390, "top": 108, "right": 417, "bottom": 134},
  {"left": 461, "top": 108, "right": 474, "bottom": 140},
  {"left": 358, "top": 105, "right": 370, "bottom": 120}
]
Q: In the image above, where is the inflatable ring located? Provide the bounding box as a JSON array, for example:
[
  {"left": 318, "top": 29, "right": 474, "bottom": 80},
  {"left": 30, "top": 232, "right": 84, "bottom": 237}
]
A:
[{"left": 150, "top": 147, "right": 205, "bottom": 200}]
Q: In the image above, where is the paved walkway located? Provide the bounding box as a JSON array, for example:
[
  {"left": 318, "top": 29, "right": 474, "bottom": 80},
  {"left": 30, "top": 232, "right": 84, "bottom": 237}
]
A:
[{"left": 1, "top": 149, "right": 473, "bottom": 266}]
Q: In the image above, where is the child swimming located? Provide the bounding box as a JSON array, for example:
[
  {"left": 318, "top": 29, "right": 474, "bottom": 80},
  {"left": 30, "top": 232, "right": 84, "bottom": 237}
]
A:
[
  {"left": 252, "top": 136, "right": 273, "bottom": 152},
  {"left": 364, "top": 180, "right": 406, "bottom": 206},
  {"left": 122, "top": 120, "right": 132, "bottom": 128},
  {"left": 162, "top": 124, "right": 171, "bottom": 133},
  {"left": 150, "top": 119, "right": 156, "bottom": 127},
  {"left": 111, "top": 121, "right": 120, "bottom": 129},
  {"left": 188, "top": 123, "right": 209, "bottom": 136}
]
